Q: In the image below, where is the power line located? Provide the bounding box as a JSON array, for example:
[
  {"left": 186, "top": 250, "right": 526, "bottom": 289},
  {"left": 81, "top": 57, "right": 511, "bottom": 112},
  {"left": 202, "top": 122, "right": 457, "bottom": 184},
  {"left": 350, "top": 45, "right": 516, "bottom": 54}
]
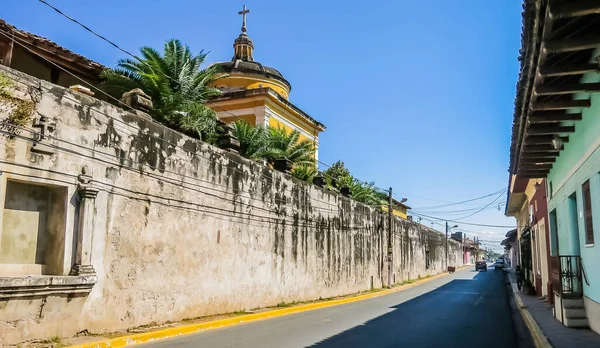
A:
[
  {"left": 30, "top": 1, "right": 399, "bottom": 202},
  {"left": 2, "top": 1, "right": 516, "bottom": 252},
  {"left": 411, "top": 188, "right": 507, "bottom": 210},
  {"left": 413, "top": 202, "right": 506, "bottom": 215},
  {"left": 410, "top": 211, "right": 517, "bottom": 229},
  {"left": 0, "top": 163, "right": 379, "bottom": 233},
  {"left": 27, "top": 1, "right": 503, "bottom": 220},
  {"left": 0, "top": 48, "right": 365, "bottom": 211},
  {"left": 449, "top": 191, "right": 506, "bottom": 220},
  {"left": 30, "top": 1, "right": 427, "bottom": 213},
  {"left": 37, "top": 0, "right": 151, "bottom": 67},
  {"left": 33, "top": 0, "right": 253, "bottom": 129}
]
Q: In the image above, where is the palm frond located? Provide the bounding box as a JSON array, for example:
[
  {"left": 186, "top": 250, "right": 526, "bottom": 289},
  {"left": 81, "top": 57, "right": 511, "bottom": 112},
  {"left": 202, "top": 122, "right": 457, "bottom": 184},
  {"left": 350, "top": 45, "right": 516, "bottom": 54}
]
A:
[{"left": 100, "top": 38, "right": 221, "bottom": 137}]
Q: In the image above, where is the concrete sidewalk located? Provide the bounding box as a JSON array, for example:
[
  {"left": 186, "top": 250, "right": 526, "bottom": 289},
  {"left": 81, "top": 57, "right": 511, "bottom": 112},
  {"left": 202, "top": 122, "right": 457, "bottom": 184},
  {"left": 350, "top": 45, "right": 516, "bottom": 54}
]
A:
[{"left": 507, "top": 269, "right": 600, "bottom": 348}]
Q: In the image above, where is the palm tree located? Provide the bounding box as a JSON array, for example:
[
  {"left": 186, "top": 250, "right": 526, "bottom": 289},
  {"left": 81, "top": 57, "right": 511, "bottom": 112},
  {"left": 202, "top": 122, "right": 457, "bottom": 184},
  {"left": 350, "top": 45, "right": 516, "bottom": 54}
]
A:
[
  {"left": 101, "top": 39, "right": 223, "bottom": 140},
  {"left": 261, "top": 127, "right": 315, "bottom": 166},
  {"left": 231, "top": 120, "right": 268, "bottom": 160}
]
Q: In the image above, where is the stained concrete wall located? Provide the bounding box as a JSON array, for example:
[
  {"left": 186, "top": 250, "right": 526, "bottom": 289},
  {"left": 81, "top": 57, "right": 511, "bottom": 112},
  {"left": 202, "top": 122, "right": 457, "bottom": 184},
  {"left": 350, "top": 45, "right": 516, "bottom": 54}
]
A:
[
  {"left": 0, "top": 66, "right": 464, "bottom": 343},
  {"left": 0, "top": 180, "right": 50, "bottom": 265}
]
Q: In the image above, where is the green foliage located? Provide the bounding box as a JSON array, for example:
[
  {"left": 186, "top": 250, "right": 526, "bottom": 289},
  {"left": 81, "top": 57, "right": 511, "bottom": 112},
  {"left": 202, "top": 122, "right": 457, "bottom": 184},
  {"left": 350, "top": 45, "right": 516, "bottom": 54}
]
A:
[
  {"left": 323, "top": 160, "right": 350, "bottom": 182},
  {"left": 259, "top": 127, "right": 315, "bottom": 166},
  {"left": 0, "top": 73, "right": 35, "bottom": 127},
  {"left": 346, "top": 179, "right": 381, "bottom": 206},
  {"left": 101, "top": 39, "right": 223, "bottom": 141},
  {"left": 0, "top": 73, "right": 11, "bottom": 91},
  {"left": 229, "top": 123, "right": 384, "bottom": 206},
  {"left": 231, "top": 120, "right": 268, "bottom": 160},
  {"left": 321, "top": 160, "right": 383, "bottom": 206},
  {"left": 178, "top": 103, "right": 221, "bottom": 144},
  {"left": 291, "top": 164, "right": 317, "bottom": 182},
  {"left": 232, "top": 122, "right": 316, "bottom": 180}
]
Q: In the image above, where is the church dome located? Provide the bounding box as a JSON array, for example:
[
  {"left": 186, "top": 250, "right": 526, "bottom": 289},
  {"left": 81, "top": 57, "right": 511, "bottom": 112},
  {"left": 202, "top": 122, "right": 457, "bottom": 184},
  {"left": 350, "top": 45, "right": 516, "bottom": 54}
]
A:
[
  {"left": 210, "top": 5, "right": 291, "bottom": 99},
  {"left": 212, "top": 60, "right": 291, "bottom": 91}
]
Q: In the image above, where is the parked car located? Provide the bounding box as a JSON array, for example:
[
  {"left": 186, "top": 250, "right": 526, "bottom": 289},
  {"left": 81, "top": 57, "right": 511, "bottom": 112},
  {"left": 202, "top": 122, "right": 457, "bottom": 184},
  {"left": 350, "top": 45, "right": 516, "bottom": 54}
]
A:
[
  {"left": 493, "top": 259, "right": 505, "bottom": 270},
  {"left": 475, "top": 260, "right": 487, "bottom": 272}
]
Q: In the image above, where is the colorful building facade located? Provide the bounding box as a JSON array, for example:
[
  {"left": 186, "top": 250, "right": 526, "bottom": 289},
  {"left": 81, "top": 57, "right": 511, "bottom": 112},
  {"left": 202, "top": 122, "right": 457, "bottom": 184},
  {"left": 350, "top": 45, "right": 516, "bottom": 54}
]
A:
[
  {"left": 209, "top": 7, "right": 325, "bottom": 159},
  {"left": 546, "top": 59, "right": 600, "bottom": 331},
  {"left": 381, "top": 200, "right": 411, "bottom": 219},
  {"left": 506, "top": 1, "right": 600, "bottom": 332}
]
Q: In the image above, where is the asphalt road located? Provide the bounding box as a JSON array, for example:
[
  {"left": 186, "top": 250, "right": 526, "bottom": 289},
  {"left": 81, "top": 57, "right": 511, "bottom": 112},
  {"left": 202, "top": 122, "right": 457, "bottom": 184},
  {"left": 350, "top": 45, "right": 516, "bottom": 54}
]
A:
[{"left": 145, "top": 266, "right": 523, "bottom": 348}]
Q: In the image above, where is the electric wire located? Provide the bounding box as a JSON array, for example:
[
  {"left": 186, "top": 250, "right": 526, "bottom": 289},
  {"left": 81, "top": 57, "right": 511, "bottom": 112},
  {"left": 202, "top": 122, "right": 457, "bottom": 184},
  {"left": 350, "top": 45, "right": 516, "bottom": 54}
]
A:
[
  {"left": 27, "top": 2, "right": 398, "bottom": 201},
  {"left": 15, "top": 3, "right": 512, "bottom": 232},
  {"left": 411, "top": 188, "right": 507, "bottom": 211},
  {"left": 0, "top": 30, "right": 390, "bottom": 213}
]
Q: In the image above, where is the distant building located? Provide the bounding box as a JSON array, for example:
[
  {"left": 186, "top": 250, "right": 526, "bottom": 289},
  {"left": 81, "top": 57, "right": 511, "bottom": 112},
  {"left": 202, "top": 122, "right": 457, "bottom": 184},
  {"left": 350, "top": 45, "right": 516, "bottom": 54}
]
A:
[
  {"left": 450, "top": 232, "right": 483, "bottom": 265},
  {"left": 381, "top": 199, "right": 411, "bottom": 219},
  {"left": 501, "top": 229, "right": 518, "bottom": 269},
  {"left": 208, "top": 6, "right": 326, "bottom": 159},
  {"left": 505, "top": 177, "right": 552, "bottom": 300}
]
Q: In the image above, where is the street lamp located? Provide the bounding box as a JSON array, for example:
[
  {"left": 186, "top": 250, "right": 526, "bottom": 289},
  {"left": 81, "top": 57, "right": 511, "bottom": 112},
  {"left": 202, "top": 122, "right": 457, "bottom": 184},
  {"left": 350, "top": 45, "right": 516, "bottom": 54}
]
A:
[{"left": 445, "top": 222, "right": 458, "bottom": 271}]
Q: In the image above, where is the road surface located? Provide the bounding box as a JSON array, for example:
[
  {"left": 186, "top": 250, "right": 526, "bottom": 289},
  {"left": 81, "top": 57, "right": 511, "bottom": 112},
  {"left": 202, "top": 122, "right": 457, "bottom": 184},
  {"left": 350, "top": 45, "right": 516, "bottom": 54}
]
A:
[{"left": 145, "top": 267, "right": 524, "bottom": 347}]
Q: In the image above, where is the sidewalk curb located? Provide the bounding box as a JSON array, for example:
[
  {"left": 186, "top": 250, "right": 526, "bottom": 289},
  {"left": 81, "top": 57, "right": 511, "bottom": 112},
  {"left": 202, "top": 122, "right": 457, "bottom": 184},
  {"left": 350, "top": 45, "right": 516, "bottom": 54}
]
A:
[
  {"left": 510, "top": 274, "right": 553, "bottom": 348},
  {"left": 67, "top": 268, "right": 465, "bottom": 348}
]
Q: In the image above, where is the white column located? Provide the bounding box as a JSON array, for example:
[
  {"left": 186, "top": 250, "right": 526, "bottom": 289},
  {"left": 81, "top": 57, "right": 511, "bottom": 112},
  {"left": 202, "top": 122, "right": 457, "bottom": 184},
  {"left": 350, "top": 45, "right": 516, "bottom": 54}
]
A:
[{"left": 69, "top": 169, "right": 98, "bottom": 276}]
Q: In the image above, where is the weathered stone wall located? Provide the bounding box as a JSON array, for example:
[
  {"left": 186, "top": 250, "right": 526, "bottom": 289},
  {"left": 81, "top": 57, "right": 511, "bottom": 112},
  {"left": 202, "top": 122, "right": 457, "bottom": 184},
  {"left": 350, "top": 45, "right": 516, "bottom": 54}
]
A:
[{"left": 0, "top": 66, "right": 463, "bottom": 343}]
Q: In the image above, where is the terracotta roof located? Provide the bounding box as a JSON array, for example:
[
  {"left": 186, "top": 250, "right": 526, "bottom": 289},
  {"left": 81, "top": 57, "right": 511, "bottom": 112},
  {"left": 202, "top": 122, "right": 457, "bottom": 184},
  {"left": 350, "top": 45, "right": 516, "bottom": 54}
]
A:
[{"left": 0, "top": 18, "right": 104, "bottom": 76}]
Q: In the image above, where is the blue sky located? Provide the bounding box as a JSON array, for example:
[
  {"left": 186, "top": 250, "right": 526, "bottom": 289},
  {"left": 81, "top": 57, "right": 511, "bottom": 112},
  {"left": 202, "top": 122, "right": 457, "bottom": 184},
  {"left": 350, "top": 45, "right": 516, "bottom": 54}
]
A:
[{"left": 2, "top": 1, "right": 523, "bottom": 251}]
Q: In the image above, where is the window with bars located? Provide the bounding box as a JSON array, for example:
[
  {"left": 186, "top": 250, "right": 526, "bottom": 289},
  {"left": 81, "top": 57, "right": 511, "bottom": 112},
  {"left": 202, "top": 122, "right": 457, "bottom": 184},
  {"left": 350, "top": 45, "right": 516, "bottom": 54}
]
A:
[{"left": 582, "top": 179, "right": 594, "bottom": 245}]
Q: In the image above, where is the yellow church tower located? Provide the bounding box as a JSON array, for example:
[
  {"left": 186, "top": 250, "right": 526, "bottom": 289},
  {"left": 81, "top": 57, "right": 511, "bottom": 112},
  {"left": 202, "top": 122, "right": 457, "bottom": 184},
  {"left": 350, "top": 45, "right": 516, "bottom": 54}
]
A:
[{"left": 209, "top": 5, "right": 326, "bottom": 160}]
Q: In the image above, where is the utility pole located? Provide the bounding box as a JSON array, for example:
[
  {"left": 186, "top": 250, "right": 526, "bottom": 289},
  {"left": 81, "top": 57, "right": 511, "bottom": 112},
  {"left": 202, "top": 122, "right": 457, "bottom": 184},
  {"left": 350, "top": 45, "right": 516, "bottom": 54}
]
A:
[
  {"left": 445, "top": 222, "right": 458, "bottom": 270},
  {"left": 445, "top": 221, "right": 449, "bottom": 271},
  {"left": 463, "top": 233, "right": 466, "bottom": 265},
  {"left": 387, "top": 187, "right": 393, "bottom": 288}
]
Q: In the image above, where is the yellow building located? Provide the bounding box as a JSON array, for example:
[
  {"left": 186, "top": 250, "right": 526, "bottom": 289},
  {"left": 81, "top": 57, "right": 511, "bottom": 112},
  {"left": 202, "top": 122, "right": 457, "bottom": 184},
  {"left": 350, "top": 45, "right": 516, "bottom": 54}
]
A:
[
  {"left": 381, "top": 200, "right": 411, "bottom": 220},
  {"left": 209, "top": 6, "right": 325, "bottom": 159}
]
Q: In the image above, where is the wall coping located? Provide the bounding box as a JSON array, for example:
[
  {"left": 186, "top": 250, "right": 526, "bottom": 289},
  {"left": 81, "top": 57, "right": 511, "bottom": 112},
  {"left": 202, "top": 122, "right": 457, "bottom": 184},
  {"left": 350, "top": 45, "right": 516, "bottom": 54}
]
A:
[{"left": 0, "top": 275, "right": 97, "bottom": 299}]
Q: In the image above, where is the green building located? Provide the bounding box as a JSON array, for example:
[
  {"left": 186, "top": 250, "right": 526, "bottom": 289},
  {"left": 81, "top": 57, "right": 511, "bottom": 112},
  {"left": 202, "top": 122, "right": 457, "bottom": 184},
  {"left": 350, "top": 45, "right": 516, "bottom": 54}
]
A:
[{"left": 508, "top": 0, "right": 600, "bottom": 333}]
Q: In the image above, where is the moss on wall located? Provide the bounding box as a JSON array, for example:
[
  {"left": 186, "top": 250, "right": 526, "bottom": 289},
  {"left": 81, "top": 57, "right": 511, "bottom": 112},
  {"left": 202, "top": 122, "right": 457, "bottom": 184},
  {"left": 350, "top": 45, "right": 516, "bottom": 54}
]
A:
[{"left": 0, "top": 73, "right": 35, "bottom": 127}]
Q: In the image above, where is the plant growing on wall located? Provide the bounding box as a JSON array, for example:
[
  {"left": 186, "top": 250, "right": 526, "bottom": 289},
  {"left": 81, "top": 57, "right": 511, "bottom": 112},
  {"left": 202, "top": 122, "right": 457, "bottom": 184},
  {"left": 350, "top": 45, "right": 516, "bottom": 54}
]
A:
[
  {"left": 231, "top": 120, "right": 268, "bottom": 160},
  {"left": 322, "top": 160, "right": 386, "bottom": 206},
  {"left": 0, "top": 73, "right": 35, "bottom": 129},
  {"left": 101, "top": 39, "right": 223, "bottom": 141},
  {"left": 322, "top": 160, "right": 350, "bottom": 189},
  {"left": 260, "top": 126, "right": 315, "bottom": 166},
  {"left": 291, "top": 164, "right": 317, "bottom": 182}
]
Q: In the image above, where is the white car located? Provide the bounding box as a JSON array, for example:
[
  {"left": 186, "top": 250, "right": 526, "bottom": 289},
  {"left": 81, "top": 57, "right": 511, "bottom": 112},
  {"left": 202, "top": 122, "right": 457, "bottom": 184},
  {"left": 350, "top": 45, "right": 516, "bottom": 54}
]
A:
[{"left": 493, "top": 260, "right": 505, "bottom": 270}]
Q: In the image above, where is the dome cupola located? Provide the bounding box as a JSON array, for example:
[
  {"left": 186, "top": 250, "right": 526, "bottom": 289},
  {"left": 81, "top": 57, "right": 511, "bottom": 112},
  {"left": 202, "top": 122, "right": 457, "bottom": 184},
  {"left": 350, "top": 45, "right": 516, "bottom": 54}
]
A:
[{"left": 210, "top": 5, "right": 292, "bottom": 99}]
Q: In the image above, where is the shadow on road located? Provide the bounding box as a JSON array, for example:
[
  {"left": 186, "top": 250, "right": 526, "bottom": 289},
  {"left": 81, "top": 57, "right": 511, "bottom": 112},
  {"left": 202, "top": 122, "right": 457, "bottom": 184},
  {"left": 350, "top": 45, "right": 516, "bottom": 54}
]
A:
[{"left": 309, "top": 270, "right": 521, "bottom": 348}]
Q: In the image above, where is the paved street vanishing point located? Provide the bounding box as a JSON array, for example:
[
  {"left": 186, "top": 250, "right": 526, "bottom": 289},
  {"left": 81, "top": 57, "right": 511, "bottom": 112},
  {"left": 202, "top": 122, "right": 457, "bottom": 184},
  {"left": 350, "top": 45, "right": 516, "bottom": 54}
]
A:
[{"left": 145, "top": 267, "right": 528, "bottom": 348}]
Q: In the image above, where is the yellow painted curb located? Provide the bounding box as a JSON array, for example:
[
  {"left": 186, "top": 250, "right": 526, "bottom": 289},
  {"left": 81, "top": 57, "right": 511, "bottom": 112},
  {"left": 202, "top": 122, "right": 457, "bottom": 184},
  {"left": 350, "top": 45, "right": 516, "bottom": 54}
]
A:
[
  {"left": 68, "top": 269, "right": 462, "bottom": 348},
  {"left": 513, "top": 288, "right": 553, "bottom": 348}
]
